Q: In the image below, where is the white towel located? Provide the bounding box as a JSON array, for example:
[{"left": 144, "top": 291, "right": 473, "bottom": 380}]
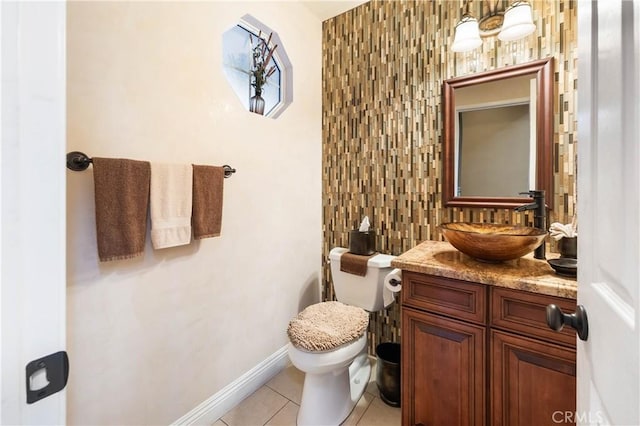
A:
[
  {"left": 150, "top": 163, "right": 193, "bottom": 249},
  {"left": 549, "top": 222, "right": 577, "bottom": 241}
]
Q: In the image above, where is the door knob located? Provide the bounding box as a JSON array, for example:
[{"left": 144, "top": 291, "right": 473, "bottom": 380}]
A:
[{"left": 546, "top": 304, "right": 589, "bottom": 341}]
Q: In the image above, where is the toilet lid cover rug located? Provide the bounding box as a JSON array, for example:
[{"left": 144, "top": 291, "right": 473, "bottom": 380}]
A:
[{"left": 287, "top": 301, "right": 369, "bottom": 352}]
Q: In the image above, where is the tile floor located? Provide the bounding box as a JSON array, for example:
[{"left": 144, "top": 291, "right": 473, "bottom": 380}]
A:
[{"left": 214, "top": 358, "right": 401, "bottom": 426}]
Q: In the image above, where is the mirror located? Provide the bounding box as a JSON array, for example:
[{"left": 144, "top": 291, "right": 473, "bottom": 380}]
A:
[{"left": 443, "top": 58, "right": 554, "bottom": 209}]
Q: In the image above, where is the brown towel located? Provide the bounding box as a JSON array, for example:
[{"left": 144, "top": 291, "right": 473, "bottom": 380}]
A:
[
  {"left": 192, "top": 165, "right": 224, "bottom": 239},
  {"left": 92, "top": 157, "right": 150, "bottom": 262},
  {"left": 340, "top": 252, "right": 375, "bottom": 276}
]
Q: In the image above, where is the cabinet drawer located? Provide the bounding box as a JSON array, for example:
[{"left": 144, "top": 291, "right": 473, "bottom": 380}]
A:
[
  {"left": 490, "top": 287, "right": 577, "bottom": 347},
  {"left": 402, "top": 271, "right": 487, "bottom": 325}
]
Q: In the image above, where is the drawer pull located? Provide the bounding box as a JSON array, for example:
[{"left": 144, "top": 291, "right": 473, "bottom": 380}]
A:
[{"left": 546, "top": 304, "right": 589, "bottom": 341}]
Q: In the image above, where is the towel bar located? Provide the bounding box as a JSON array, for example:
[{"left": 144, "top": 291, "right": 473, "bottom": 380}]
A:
[{"left": 66, "top": 151, "right": 236, "bottom": 178}]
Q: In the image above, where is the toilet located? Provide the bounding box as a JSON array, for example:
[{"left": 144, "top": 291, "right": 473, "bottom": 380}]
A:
[{"left": 287, "top": 247, "right": 396, "bottom": 426}]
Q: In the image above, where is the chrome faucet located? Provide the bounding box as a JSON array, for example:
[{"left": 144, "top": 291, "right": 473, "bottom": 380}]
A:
[{"left": 515, "top": 190, "right": 547, "bottom": 259}]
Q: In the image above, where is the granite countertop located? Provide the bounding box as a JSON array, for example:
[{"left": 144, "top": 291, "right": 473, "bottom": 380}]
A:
[{"left": 390, "top": 241, "right": 577, "bottom": 300}]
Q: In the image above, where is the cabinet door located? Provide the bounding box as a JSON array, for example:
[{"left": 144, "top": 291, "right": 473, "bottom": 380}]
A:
[
  {"left": 491, "top": 330, "right": 576, "bottom": 426},
  {"left": 402, "top": 307, "right": 486, "bottom": 426}
]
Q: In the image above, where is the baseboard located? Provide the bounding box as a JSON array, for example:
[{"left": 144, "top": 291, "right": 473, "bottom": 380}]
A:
[{"left": 172, "top": 345, "right": 290, "bottom": 425}]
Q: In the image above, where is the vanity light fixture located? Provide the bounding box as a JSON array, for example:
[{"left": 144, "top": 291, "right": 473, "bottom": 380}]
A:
[
  {"left": 451, "top": 14, "right": 483, "bottom": 53},
  {"left": 451, "top": 0, "right": 536, "bottom": 52},
  {"left": 498, "top": 1, "right": 536, "bottom": 41}
]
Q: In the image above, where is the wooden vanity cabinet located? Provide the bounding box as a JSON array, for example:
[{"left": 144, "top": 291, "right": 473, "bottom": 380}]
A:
[{"left": 401, "top": 271, "right": 577, "bottom": 426}]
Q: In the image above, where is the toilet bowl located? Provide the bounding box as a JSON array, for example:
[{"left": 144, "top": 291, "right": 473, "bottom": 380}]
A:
[
  {"left": 288, "top": 334, "right": 369, "bottom": 426},
  {"left": 286, "top": 248, "right": 396, "bottom": 426}
]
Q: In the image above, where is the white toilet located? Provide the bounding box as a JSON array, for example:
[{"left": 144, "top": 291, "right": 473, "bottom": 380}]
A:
[{"left": 287, "top": 247, "right": 396, "bottom": 426}]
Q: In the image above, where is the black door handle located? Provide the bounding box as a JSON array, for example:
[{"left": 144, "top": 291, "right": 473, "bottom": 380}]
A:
[
  {"left": 25, "top": 351, "right": 69, "bottom": 404},
  {"left": 546, "top": 304, "right": 589, "bottom": 341}
]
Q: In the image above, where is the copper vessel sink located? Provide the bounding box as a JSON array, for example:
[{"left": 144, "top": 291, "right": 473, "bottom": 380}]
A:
[{"left": 439, "top": 222, "right": 547, "bottom": 262}]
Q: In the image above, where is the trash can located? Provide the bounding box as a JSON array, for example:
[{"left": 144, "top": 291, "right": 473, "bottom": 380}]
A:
[{"left": 375, "top": 342, "right": 401, "bottom": 407}]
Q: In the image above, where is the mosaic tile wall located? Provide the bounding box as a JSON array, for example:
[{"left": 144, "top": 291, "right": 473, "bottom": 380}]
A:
[{"left": 322, "top": 0, "right": 578, "bottom": 353}]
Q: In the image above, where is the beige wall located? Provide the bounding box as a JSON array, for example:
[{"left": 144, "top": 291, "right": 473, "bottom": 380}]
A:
[
  {"left": 322, "top": 0, "right": 578, "bottom": 351},
  {"left": 66, "top": 2, "right": 322, "bottom": 424}
]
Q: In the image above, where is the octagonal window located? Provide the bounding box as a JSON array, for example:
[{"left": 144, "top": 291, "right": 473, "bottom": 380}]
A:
[{"left": 222, "top": 15, "right": 292, "bottom": 118}]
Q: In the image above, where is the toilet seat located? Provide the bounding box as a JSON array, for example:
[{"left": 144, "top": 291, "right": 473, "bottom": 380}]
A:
[
  {"left": 287, "top": 333, "right": 367, "bottom": 374},
  {"left": 287, "top": 301, "right": 369, "bottom": 352}
]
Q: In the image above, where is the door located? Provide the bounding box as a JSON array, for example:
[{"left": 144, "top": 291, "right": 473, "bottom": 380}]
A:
[
  {"left": 1, "top": 2, "right": 67, "bottom": 424},
  {"left": 577, "top": 0, "right": 640, "bottom": 424}
]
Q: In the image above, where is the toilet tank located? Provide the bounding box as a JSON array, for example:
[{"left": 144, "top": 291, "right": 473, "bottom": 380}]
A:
[{"left": 329, "top": 247, "right": 396, "bottom": 312}]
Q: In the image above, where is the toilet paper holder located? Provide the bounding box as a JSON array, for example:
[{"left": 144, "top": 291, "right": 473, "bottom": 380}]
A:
[{"left": 384, "top": 269, "right": 402, "bottom": 295}]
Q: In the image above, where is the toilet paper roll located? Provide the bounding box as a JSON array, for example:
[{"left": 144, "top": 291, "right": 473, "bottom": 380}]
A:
[
  {"left": 384, "top": 268, "right": 402, "bottom": 293},
  {"left": 382, "top": 269, "right": 402, "bottom": 308}
]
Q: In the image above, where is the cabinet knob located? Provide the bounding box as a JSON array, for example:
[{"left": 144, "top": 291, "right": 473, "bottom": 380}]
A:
[{"left": 546, "top": 304, "right": 589, "bottom": 341}]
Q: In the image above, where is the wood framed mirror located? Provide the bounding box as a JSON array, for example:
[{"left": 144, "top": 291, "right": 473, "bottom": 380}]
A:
[{"left": 442, "top": 58, "right": 554, "bottom": 209}]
